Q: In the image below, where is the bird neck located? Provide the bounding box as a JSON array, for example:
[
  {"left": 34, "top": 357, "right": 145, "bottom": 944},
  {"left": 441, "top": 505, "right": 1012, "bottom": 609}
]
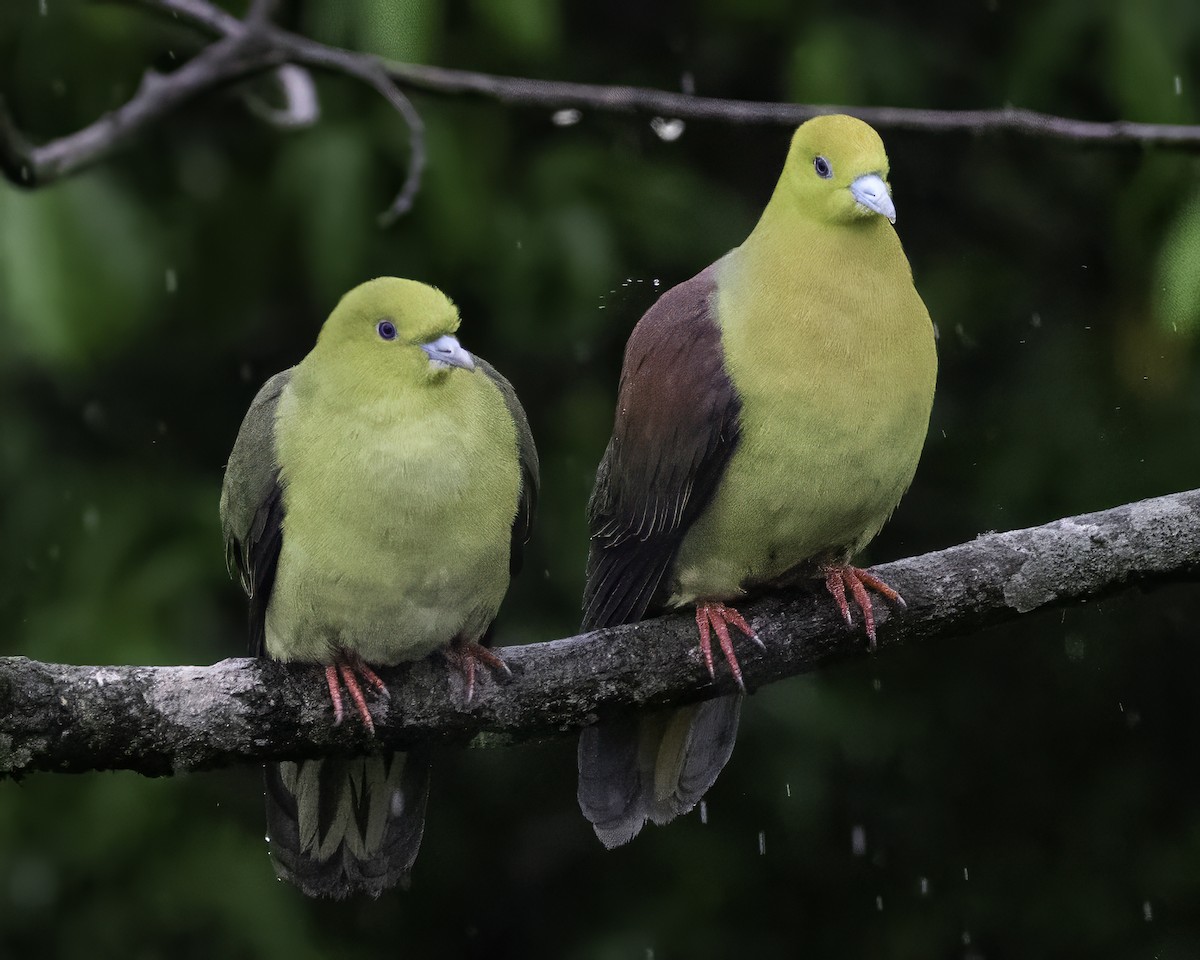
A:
[
  {"left": 741, "top": 192, "right": 905, "bottom": 276},
  {"left": 713, "top": 195, "right": 926, "bottom": 384}
]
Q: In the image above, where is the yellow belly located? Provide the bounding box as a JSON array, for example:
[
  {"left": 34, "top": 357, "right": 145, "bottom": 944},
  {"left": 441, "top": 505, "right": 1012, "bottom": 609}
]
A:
[
  {"left": 669, "top": 237, "right": 936, "bottom": 605},
  {"left": 266, "top": 371, "right": 520, "bottom": 665}
]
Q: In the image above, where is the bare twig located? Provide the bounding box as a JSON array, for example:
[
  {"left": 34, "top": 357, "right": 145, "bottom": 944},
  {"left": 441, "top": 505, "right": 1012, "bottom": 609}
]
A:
[
  {"left": 3, "top": 0, "right": 1199, "bottom": 217},
  {"left": 2, "top": 489, "right": 1197, "bottom": 779},
  {"left": 244, "top": 65, "right": 320, "bottom": 129},
  {"left": 0, "top": 30, "right": 283, "bottom": 185},
  {"left": 380, "top": 64, "right": 1200, "bottom": 148},
  {"left": 4, "top": 0, "right": 428, "bottom": 219}
]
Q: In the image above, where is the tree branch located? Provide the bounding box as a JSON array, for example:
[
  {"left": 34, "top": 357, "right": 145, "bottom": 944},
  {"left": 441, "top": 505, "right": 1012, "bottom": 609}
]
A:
[
  {"left": 2, "top": 0, "right": 1198, "bottom": 212},
  {"left": 379, "top": 64, "right": 1200, "bottom": 148},
  {"left": 2, "top": 489, "right": 1197, "bottom": 779}
]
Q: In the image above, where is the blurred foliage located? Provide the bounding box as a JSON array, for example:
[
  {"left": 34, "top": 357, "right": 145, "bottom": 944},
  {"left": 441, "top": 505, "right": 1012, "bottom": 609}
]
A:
[{"left": 1, "top": 0, "right": 1200, "bottom": 957}]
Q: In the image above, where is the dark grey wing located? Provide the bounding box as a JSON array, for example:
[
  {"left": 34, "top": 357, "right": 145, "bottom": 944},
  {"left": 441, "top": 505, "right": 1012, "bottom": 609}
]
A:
[
  {"left": 475, "top": 356, "right": 540, "bottom": 577},
  {"left": 577, "top": 264, "right": 745, "bottom": 849},
  {"left": 220, "top": 369, "right": 292, "bottom": 657},
  {"left": 582, "top": 263, "right": 741, "bottom": 630}
]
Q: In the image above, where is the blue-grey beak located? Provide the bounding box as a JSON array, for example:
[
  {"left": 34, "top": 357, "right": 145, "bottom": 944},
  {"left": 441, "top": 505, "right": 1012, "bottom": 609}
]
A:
[
  {"left": 849, "top": 173, "right": 896, "bottom": 224},
  {"left": 421, "top": 334, "right": 475, "bottom": 371}
]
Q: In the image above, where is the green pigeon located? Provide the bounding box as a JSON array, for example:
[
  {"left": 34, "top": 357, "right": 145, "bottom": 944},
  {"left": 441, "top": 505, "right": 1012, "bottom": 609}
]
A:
[
  {"left": 578, "top": 115, "right": 937, "bottom": 847},
  {"left": 221, "top": 277, "right": 538, "bottom": 896}
]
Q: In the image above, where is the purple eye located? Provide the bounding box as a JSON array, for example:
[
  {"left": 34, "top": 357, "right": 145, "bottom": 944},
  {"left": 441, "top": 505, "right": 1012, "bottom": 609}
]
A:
[
  {"left": 814, "top": 156, "right": 833, "bottom": 179},
  {"left": 377, "top": 320, "right": 397, "bottom": 341}
]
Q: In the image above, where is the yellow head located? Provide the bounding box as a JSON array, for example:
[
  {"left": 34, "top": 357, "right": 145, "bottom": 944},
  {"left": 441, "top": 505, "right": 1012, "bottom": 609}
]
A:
[
  {"left": 308, "top": 277, "right": 475, "bottom": 388},
  {"left": 777, "top": 115, "right": 896, "bottom": 225}
]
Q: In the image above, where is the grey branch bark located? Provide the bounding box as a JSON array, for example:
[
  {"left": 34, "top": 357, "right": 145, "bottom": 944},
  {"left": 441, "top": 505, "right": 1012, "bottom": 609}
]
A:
[
  {"left": 2, "top": 489, "right": 1197, "bottom": 779},
  {"left": 2, "top": 0, "right": 1199, "bottom": 218}
]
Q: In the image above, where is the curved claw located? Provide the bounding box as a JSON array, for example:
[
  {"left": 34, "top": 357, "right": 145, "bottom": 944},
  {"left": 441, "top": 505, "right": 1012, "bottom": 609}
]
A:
[
  {"left": 695, "top": 602, "right": 759, "bottom": 691},
  {"left": 322, "top": 650, "right": 390, "bottom": 733},
  {"left": 445, "top": 640, "right": 511, "bottom": 704},
  {"left": 822, "top": 566, "right": 906, "bottom": 650}
]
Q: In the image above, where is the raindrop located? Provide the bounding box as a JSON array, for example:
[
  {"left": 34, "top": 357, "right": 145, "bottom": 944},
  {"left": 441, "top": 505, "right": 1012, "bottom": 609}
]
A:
[
  {"left": 1031, "top": 311, "right": 1042, "bottom": 327},
  {"left": 758, "top": 830, "right": 766, "bottom": 855},
  {"left": 785, "top": 782, "right": 791, "bottom": 798},
  {"left": 872, "top": 677, "right": 882, "bottom": 693},
  {"left": 165, "top": 267, "right": 178, "bottom": 293},
  {"left": 963, "top": 866, "right": 970, "bottom": 881},
  {"left": 1143, "top": 900, "right": 1153, "bottom": 922},
  {"left": 652, "top": 278, "right": 661, "bottom": 287},
  {"left": 851, "top": 825, "right": 867, "bottom": 856},
  {"left": 167, "top": 50, "right": 177, "bottom": 61},
  {"left": 699, "top": 800, "right": 708, "bottom": 824},
  {"left": 1175, "top": 75, "right": 1183, "bottom": 96},
  {"left": 875, "top": 895, "right": 883, "bottom": 911},
  {"left": 650, "top": 117, "right": 686, "bottom": 142},
  {"left": 962, "top": 931, "right": 972, "bottom": 946},
  {"left": 39, "top": 0, "right": 47, "bottom": 14},
  {"left": 551, "top": 108, "right": 581, "bottom": 127},
  {"left": 1119, "top": 702, "right": 1124, "bottom": 712},
  {"left": 681, "top": 72, "right": 695, "bottom": 96},
  {"left": 919, "top": 876, "right": 929, "bottom": 896}
]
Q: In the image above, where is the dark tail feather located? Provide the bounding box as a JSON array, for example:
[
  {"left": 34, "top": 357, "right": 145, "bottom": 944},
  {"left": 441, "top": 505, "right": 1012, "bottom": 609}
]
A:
[
  {"left": 578, "top": 696, "right": 742, "bottom": 848},
  {"left": 264, "top": 751, "right": 430, "bottom": 899}
]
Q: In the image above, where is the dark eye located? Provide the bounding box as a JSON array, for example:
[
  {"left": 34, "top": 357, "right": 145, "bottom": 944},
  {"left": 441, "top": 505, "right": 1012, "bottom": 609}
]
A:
[
  {"left": 814, "top": 156, "right": 833, "bottom": 179},
  {"left": 376, "top": 320, "right": 397, "bottom": 341}
]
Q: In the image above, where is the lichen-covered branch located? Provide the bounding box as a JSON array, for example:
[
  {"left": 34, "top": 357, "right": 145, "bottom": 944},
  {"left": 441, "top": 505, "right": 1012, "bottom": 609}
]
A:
[{"left": 2, "top": 489, "right": 1196, "bottom": 779}]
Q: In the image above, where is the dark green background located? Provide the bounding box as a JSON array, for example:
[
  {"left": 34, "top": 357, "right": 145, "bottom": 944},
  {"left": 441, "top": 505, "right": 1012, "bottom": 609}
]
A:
[{"left": 2, "top": 1, "right": 1199, "bottom": 957}]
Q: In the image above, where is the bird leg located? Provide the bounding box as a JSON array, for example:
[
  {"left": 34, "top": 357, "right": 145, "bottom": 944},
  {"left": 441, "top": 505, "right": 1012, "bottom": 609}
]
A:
[
  {"left": 324, "top": 649, "right": 390, "bottom": 734},
  {"left": 694, "top": 601, "right": 763, "bottom": 692},
  {"left": 821, "top": 565, "right": 906, "bottom": 651},
  {"left": 444, "top": 638, "right": 513, "bottom": 703}
]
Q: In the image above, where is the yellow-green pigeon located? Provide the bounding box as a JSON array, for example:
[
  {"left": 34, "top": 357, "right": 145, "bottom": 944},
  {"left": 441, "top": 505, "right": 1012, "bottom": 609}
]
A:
[
  {"left": 578, "top": 115, "right": 937, "bottom": 847},
  {"left": 221, "top": 277, "right": 538, "bottom": 895}
]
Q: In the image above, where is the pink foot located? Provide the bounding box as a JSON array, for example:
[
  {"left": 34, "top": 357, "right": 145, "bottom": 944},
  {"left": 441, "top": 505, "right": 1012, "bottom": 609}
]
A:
[
  {"left": 324, "top": 649, "right": 390, "bottom": 733},
  {"left": 695, "top": 601, "right": 763, "bottom": 692},
  {"left": 445, "top": 640, "right": 512, "bottom": 703},
  {"left": 822, "top": 566, "right": 906, "bottom": 650}
]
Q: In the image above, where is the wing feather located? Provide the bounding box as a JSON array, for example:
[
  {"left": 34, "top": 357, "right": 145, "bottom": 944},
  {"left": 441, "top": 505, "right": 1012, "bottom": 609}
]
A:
[{"left": 582, "top": 264, "right": 741, "bottom": 629}]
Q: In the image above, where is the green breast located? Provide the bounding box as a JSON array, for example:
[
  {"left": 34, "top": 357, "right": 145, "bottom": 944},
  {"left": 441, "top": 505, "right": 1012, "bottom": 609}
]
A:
[
  {"left": 267, "top": 367, "right": 520, "bottom": 665},
  {"left": 669, "top": 219, "right": 937, "bottom": 605}
]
